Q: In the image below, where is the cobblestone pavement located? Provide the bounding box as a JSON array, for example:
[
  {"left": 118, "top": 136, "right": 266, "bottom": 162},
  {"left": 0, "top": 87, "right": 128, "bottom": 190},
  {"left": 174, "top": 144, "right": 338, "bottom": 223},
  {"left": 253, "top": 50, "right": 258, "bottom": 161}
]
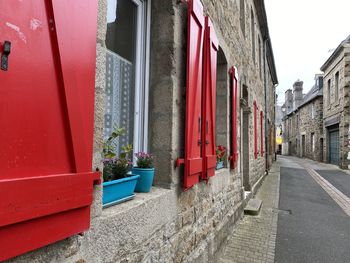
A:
[{"left": 218, "top": 161, "right": 280, "bottom": 263}]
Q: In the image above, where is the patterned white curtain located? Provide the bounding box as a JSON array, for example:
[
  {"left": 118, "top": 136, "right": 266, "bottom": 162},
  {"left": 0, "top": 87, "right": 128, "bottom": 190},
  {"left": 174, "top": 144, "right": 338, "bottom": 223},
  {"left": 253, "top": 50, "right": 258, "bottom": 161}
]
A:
[{"left": 105, "top": 49, "right": 134, "bottom": 154}]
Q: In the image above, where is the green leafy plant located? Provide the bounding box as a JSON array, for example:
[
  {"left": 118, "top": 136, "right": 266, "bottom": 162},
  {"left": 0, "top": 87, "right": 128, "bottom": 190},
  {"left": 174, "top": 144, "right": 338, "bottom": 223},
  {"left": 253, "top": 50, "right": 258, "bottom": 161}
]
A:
[
  {"left": 102, "top": 127, "right": 133, "bottom": 181},
  {"left": 216, "top": 145, "right": 227, "bottom": 162},
  {"left": 135, "top": 152, "right": 154, "bottom": 168}
]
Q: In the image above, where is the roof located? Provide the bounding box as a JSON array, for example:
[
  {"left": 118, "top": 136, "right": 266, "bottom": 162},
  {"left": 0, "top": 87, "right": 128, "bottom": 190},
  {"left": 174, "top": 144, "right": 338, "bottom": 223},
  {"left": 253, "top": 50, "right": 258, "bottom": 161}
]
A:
[
  {"left": 298, "top": 83, "right": 323, "bottom": 108},
  {"left": 320, "top": 34, "right": 350, "bottom": 71},
  {"left": 254, "top": 0, "right": 278, "bottom": 85},
  {"left": 285, "top": 78, "right": 323, "bottom": 117}
]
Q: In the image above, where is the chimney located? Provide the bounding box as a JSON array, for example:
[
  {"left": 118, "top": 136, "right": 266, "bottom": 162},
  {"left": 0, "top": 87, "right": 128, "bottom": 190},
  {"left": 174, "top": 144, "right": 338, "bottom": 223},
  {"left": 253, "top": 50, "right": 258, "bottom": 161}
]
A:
[
  {"left": 293, "top": 80, "right": 303, "bottom": 109},
  {"left": 284, "top": 89, "right": 293, "bottom": 112}
]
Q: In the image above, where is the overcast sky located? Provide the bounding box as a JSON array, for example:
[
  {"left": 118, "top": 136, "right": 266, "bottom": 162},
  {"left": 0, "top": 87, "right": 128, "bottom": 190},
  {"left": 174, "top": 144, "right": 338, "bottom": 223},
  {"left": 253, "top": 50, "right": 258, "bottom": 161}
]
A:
[{"left": 265, "top": 0, "right": 350, "bottom": 105}]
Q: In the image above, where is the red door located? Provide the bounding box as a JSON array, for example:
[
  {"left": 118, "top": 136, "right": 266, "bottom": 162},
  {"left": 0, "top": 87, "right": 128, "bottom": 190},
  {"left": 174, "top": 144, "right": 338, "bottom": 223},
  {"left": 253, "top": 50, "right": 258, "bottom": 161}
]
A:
[{"left": 0, "top": 1, "right": 99, "bottom": 260}]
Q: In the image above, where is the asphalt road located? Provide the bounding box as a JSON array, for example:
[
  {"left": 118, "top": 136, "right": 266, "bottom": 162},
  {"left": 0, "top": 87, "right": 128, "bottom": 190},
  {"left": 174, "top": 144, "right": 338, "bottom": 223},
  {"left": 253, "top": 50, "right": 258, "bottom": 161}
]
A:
[
  {"left": 316, "top": 169, "right": 350, "bottom": 197},
  {"left": 275, "top": 164, "right": 350, "bottom": 263}
]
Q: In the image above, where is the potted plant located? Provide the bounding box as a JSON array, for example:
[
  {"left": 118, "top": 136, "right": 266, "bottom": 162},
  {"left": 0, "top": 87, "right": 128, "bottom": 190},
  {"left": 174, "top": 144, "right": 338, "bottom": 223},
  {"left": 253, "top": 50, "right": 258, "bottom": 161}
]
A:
[
  {"left": 216, "top": 145, "right": 226, "bottom": 170},
  {"left": 102, "top": 128, "right": 139, "bottom": 207},
  {"left": 132, "top": 152, "right": 154, "bottom": 192}
]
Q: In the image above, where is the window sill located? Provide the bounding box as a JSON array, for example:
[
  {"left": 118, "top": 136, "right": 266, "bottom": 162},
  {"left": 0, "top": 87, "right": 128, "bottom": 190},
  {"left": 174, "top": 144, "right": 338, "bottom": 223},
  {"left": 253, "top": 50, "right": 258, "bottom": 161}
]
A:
[
  {"left": 101, "top": 187, "right": 174, "bottom": 218},
  {"left": 215, "top": 167, "right": 229, "bottom": 175}
]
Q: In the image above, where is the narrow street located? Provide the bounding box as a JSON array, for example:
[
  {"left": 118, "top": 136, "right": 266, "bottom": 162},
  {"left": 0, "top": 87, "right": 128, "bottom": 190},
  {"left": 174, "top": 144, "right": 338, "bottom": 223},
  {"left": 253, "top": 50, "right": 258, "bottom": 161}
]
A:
[{"left": 219, "top": 156, "right": 350, "bottom": 263}]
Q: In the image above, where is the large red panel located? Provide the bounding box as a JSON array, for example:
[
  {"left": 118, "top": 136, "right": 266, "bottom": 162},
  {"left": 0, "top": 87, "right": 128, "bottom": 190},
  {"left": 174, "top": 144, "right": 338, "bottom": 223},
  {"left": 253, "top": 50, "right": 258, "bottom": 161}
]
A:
[
  {"left": 0, "top": 0, "right": 99, "bottom": 260},
  {"left": 50, "top": 0, "right": 97, "bottom": 172},
  {"left": 202, "top": 17, "right": 218, "bottom": 179},
  {"left": 0, "top": 172, "right": 97, "bottom": 227},
  {"left": 0, "top": 207, "right": 90, "bottom": 261},
  {"left": 253, "top": 101, "right": 258, "bottom": 159},
  {"left": 0, "top": 1, "right": 73, "bottom": 177},
  {"left": 180, "top": 0, "right": 205, "bottom": 189},
  {"left": 229, "top": 67, "right": 239, "bottom": 169}
]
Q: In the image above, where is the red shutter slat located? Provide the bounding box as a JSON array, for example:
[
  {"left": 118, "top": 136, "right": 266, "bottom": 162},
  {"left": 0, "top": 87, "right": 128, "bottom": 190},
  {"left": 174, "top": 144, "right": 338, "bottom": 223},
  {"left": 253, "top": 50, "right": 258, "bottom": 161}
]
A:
[
  {"left": 202, "top": 17, "right": 219, "bottom": 179},
  {"left": 253, "top": 101, "right": 258, "bottom": 159},
  {"left": 0, "top": 173, "right": 94, "bottom": 228},
  {"left": 0, "top": 0, "right": 99, "bottom": 260},
  {"left": 260, "top": 111, "right": 264, "bottom": 156},
  {"left": 51, "top": 0, "right": 97, "bottom": 172},
  {"left": 178, "top": 0, "right": 205, "bottom": 189},
  {"left": 229, "top": 67, "right": 239, "bottom": 168}
]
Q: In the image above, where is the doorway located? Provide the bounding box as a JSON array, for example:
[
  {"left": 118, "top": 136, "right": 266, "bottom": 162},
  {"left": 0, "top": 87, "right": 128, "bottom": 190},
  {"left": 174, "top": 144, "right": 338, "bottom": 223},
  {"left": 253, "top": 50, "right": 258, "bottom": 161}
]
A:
[
  {"left": 242, "top": 85, "right": 250, "bottom": 191},
  {"left": 301, "top": 135, "right": 305, "bottom": 157},
  {"left": 328, "top": 125, "right": 340, "bottom": 165},
  {"left": 320, "top": 138, "right": 324, "bottom": 162}
]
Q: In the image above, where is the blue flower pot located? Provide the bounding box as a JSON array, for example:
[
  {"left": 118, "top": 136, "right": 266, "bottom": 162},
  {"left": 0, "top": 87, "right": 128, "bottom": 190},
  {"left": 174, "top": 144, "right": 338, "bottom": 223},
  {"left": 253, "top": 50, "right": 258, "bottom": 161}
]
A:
[
  {"left": 216, "top": 161, "right": 224, "bottom": 170},
  {"left": 132, "top": 167, "right": 155, "bottom": 193},
  {"left": 102, "top": 174, "right": 140, "bottom": 208}
]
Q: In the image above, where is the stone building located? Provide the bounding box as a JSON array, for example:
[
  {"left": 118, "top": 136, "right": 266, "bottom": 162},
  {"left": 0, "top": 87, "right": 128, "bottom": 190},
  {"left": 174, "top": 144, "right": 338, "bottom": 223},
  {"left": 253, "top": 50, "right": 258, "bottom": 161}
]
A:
[
  {"left": 275, "top": 105, "right": 283, "bottom": 154},
  {"left": 1, "top": 0, "right": 277, "bottom": 262},
  {"left": 320, "top": 35, "right": 350, "bottom": 168},
  {"left": 282, "top": 76, "right": 324, "bottom": 161}
]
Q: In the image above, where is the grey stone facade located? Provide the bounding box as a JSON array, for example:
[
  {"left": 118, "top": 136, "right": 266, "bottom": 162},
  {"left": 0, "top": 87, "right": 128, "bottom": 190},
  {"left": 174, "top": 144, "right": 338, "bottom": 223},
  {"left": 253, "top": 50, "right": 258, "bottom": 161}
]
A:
[
  {"left": 6, "top": 0, "right": 277, "bottom": 262},
  {"left": 321, "top": 35, "right": 350, "bottom": 168},
  {"left": 282, "top": 77, "right": 324, "bottom": 162}
]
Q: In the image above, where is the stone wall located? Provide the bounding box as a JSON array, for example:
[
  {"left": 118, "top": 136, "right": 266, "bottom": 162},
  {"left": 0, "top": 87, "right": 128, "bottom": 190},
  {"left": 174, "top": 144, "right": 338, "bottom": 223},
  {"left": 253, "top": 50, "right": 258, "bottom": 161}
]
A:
[
  {"left": 322, "top": 43, "right": 350, "bottom": 168},
  {"left": 298, "top": 97, "right": 324, "bottom": 161},
  {"left": 6, "top": 0, "right": 276, "bottom": 262}
]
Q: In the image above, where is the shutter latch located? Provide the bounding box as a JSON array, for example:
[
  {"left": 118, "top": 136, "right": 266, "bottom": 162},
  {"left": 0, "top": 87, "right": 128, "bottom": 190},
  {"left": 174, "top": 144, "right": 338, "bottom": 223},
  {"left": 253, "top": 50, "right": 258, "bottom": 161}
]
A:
[{"left": 1, "top": 41, "right": 11, "bottom": 71}]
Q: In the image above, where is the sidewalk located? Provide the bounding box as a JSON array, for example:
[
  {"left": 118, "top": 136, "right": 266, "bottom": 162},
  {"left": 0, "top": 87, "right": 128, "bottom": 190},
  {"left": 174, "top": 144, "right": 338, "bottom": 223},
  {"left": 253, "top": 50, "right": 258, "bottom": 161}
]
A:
[{"left": 218, "top": 161, "right": 280, "bottom": 263}]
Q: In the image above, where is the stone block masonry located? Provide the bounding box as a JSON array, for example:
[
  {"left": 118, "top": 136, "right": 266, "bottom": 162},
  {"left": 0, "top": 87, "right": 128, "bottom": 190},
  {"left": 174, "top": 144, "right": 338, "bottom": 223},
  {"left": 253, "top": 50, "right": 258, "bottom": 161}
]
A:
[{"left": 5, "top": 0, "right": 277, "bottom": 262}]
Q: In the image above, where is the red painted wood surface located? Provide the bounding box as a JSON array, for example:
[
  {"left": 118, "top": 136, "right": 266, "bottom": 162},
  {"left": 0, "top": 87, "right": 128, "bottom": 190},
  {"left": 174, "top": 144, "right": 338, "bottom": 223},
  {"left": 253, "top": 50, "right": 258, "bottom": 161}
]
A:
[
  {"left": 260, "top": 111, "right": 264, "bottom": 156},
  {"left": 229, "top": 67, "right": 239, "bottom": 169},
  {"left": 181, "top": 0, "right": 205, "bottom": 189},
  {"left": 202, "top": 17, "right": 218, "bottom": 179},
  {"left": 0, "top": 0, "right": 99, "bottom": 260},
  {"left": 253, "top": 101, "right": 258, "bottom": 159}
]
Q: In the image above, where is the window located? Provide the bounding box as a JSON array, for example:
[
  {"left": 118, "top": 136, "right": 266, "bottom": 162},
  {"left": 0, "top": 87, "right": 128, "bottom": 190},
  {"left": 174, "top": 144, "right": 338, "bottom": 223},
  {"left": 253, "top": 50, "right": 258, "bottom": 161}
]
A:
[
  {"left": 240, "top": 0, "right": 245, "bottom": 36},
  {"left": 105, "top": 0, "right": 150, "bottom": 156},
  {"left": 296, "top": 114, "right": 299, "bottom": 128},
  {"left": 258, "top": 36, "right": 262, "bottom": 78},
  {"left": 251, "top": 8, "right": 255, "bottom": 62},
  {"left": 335, "top": 71, "right": 339, "bottom": 101},
  {"left": 216, "top": 49, "right": 228, "bottom": 148},
  {"left": 327, "top": 79, "right": 331, "bottom": 105},
  {"left": 311, "top": 102, "right": 315, "bottom": 119},
  {"left": 311, "top": 133, "right": 315, "bottom": 152}
]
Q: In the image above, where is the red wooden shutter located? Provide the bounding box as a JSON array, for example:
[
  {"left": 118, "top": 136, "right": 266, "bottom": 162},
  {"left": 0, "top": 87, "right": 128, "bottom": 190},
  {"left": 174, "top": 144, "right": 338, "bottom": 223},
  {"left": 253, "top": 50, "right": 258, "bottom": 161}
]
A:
[
  {"left": 260, "top": 111, "right": 264, "bottom": 156},
  {"left": 177, "top": 0, "right": 205, "bottom": 189},
  {"left": 202, "top": 17, "right": 218, "bottom": 179},
  {"left": 253, "top": 101, "right": 258, "bottom": 159},
  {"left": 0, "top": 1, "right": 99, "bottom": 261},
  {"left": 229, "top": 67, "right": 239, "bottom": 168}
]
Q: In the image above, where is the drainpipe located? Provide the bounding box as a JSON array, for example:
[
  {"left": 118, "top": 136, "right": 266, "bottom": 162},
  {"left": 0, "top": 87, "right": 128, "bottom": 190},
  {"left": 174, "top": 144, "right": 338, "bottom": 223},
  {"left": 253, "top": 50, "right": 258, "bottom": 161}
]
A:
[{"left": 263, "top": 38, "right": 268, "bottom": 173}]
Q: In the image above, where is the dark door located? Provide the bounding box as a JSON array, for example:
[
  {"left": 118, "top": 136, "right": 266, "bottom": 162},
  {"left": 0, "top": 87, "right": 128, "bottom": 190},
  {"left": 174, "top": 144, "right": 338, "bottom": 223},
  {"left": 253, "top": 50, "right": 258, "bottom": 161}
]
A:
[
  {"left": 320, "top": 138, "right": 324, "bottom": 162},
  {"left": 329, "top": 130, "right": 340, "bottom": 165},
  {"left": 301, "top": 135, "right": 305, "bottom": 157}
]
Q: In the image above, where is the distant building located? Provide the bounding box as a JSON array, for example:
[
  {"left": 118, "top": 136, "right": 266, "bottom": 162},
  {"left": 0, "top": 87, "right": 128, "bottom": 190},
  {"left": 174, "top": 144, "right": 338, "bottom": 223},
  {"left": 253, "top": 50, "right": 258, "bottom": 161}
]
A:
[
  {"left": 320, "top": 34, "right": 350, "bottom": 168},
  {"left": 282, "top": 76, "right": 324, "bottom": 161},
  {"left": 275, "top": 105, "right": 283, "bottom": 154}
]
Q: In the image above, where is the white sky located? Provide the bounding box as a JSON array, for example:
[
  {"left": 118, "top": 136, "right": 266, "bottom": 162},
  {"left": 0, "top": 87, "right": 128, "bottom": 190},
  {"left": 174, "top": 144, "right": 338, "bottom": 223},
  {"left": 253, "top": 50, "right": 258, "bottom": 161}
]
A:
[{"left": 265, "top": 0, "right": 350, "bottom": 105}]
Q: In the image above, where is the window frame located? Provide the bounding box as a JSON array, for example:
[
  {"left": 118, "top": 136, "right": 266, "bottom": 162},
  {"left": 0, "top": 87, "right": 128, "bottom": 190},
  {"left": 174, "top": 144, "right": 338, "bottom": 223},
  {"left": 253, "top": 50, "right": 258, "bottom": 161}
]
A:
[
  {"left": 335, "top": 71, "right": 339, "bottom": 101},
  {"left": 105, "top": 0, "right": 151, "bottom": 155},
  {"left": 327, "top": 79, "right": 331, "bottom": 105},
  {"left": 132, "top": 0, "right": 151, "bottom": 153}
]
